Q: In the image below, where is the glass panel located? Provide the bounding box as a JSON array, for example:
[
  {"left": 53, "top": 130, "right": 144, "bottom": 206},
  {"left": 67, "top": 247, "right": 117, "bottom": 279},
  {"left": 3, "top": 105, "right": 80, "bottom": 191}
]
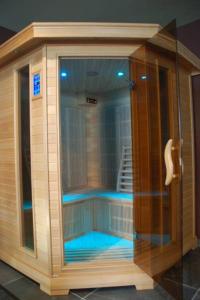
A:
[
  {"left": 18, "top": 65, "right": 34, "bottom": 250},
  {"left": 59, "top": 58, "right": 135, "bottom": 263},
  {"left": 132, "top": 21, "right": 183, "bottom": 299}
]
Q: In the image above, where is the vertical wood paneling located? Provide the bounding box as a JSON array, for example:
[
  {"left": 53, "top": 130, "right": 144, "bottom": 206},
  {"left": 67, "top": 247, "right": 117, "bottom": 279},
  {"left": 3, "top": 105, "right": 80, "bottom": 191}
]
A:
[
  {"left": 46, "top": 48, "right": 63, "bottom": 274},
  {"left": 0, "top": 47, "right": 51, "bottom": 283},
  {"left": 0, "top": 67, "right": 17, "bottom": 251},
  {"left": 61, "top": 106, "right": 87, "bottom": 191}
]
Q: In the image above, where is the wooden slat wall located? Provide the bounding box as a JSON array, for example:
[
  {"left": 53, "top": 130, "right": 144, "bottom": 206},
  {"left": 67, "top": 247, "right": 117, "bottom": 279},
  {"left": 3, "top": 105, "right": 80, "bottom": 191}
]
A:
[
  {"left": 0, "top": 47, "right": 51, "bottom": 283},
  {"left": 30, "top": 49, "right": 51, "bottom": 273},
  {"left": 62, "top": 199, "right": 133, "bottom": 241},
  {"left": 46, "top": 47, "right": 63, "bottom": 274},
  {"left": 0, "top": 66, "right": 17, "bottom": 251},
  {"left": 179, "top": 67, "right": 196, "bottom": 253},
  {"left": 61, "top": 106, "right": 87, "bottom": 191},
  {"left": 63, "top": 200, "right": 93, "bottom": 240}
]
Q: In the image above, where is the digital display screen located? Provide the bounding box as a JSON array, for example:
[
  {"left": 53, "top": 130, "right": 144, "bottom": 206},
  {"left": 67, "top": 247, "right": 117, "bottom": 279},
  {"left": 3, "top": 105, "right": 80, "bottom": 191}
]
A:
[{"left": 33, "top": 73, "right": 41, "bottom": 96}]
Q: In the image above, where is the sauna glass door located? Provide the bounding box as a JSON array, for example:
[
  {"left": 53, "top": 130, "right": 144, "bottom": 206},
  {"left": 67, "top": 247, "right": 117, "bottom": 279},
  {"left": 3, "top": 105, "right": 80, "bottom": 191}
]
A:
[
  {"left": 59, "top": 58, "right": 135, "bottom": 264},
  {"left": 132, "top": 21, "right": 183, "bottom": 298}
]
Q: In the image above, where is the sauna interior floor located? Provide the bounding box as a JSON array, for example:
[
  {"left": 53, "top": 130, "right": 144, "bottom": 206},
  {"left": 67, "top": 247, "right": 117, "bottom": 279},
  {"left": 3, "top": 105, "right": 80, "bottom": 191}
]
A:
[{"left": 64, "top": 231, "right": 134, "bottom": 263}]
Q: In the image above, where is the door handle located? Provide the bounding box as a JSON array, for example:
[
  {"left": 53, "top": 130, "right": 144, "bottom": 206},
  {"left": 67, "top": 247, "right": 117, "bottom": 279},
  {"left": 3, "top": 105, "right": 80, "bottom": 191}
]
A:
[{"left": 164, "top": 139, "right": 177, "bottom": 186}]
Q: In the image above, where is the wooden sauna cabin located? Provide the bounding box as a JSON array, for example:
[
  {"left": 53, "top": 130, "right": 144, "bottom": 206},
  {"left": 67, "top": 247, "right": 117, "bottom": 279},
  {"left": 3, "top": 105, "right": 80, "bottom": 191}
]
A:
[{"left": 0, "top": 22, "right": 200, "bottom": 296}]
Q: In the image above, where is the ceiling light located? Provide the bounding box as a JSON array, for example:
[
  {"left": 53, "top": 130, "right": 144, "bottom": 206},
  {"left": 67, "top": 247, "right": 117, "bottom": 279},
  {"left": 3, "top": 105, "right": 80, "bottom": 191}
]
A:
[
  {"left": 61, "top": 72, "right": 67, "bottom": 78},
  {"left": 140, "top": 75, "right": 147, "bottom": 80},
  {"left": 117, "top": 71, "right": 125, "bottom": 77}
]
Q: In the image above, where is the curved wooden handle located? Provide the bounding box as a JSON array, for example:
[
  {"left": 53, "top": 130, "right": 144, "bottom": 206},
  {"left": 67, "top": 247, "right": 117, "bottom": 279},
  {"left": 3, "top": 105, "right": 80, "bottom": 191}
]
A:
[{"left": 164, "top": 139, "right": 174, "bottom": 186}]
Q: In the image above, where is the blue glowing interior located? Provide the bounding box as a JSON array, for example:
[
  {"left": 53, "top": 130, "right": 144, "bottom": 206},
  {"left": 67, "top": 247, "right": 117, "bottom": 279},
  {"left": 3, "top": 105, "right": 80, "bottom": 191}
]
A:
[
  {"left": 64, "top": 231, "right": 133, "bottom": 251},
  {"left": 23, "top": 190, "right": 133, "bottom": 210},
  {"left": 63, "top": 190, "right": 133, "bottom": 203}
]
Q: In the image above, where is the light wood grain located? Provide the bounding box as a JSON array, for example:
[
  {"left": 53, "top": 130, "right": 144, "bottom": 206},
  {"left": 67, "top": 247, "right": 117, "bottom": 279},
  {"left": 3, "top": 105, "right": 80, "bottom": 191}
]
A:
[
  {"left": 0, "top": 27, "right": 197, "bottom": 295},
  {"left": 0, "top": 22, "right": 200, "bottom": 71},
  {"left": 0, "top": 47, "right": 52, "bottom": 286}
]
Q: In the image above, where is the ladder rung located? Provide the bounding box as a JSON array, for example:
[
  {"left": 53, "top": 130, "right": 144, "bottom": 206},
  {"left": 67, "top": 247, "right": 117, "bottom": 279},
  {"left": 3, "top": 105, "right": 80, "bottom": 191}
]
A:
[
  {"left": 120, "top": 188, "right": 133, "bottom": 192},
  {"left": 117, "top": 146, "right": 133, "bottom": 192},
  {"left": 120, "top": 176, "right": 132, "bottom": 180},
  {"left": 120, "top": 182, "right": 133, "bottom": 186}
]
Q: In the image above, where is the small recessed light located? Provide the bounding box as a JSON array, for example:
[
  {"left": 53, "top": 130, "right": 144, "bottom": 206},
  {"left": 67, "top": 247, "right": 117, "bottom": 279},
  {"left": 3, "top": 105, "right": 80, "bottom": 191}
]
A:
[
  {"left": 140, "top": 75, "right": 147, "bottom": 80},
  {"left": 117, "top": 71, "right": 125, "bottom": 77},
  {"left": 61, "top": 72, "right": 67, "bottom": 78}
]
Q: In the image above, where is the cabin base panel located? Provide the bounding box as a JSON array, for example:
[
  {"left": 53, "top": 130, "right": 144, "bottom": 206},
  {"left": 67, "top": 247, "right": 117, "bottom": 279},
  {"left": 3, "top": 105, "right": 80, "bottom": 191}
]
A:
[
  {"left": 48, "top": 263, "right": 154, "bottom": 296},
  {"left": 0, "top": 249, "right": 154, "bottom": 296},
  {"left": 135, "top": 282, "right": 155, "bottom": 290},
  {"left": 40, "top": 284, "right": 69, "bottom": 296}
]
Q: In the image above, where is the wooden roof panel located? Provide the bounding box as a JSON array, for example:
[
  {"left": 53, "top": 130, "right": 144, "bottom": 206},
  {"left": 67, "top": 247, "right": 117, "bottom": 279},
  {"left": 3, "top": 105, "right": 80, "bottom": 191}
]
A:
[{"left": 0, "top": 22, "right": 199, "bottom": 71}]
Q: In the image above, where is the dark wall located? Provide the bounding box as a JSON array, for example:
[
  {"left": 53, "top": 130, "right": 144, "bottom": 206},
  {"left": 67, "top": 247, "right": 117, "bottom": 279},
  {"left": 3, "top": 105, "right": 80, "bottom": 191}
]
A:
[
  {"left": 0, "top": 26, "right": 15, "bottom": 44},
  {"left": 0, "top": 0, "right": 200, "bottom": 31},
  {"left": 192, "top": 76, "right": 200, "bottom": 239},
  {"left": 178, "top": 20, "right": 200, "bottom": 239},
  {"left": 178, "top": 19, "right": 200, "bottom": 58}
]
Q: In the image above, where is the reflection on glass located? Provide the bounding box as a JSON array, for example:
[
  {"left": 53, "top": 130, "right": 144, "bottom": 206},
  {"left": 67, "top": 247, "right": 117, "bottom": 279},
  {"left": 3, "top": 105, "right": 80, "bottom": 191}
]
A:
[
  {"left": 59, "top": 58, "right": 134, "bottom": 263},
  {"left": 159, "top": 66, "right": 172, "bottom": 243},
  {"left": 18, "top": 65, "right": 34, "bottom": 250}
]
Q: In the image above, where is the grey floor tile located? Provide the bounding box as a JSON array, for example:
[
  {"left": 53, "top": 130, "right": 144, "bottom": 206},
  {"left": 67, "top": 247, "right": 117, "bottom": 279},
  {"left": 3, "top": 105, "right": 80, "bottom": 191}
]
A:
[
  {"left": 182, "top": 262, "right": 200, "bottom": 289},
  {"left": 183, "top": 250, "right": 200, "bottom": 283},
  {"left": 169, "top": 249, "right": 200, "bottom": 290},
  {"left": 0, "top": 286, "right": 18, "bottom": 300},
  {"left": 193, "top": 289, "right": 200, "bottom": 299},
  {"left": 5, "top": 277, "right": 80, "bottom": 300},
  {"left": 159, "top": 277, "right": 197, "bottom": 300},
  {"left": 71, "top": 288, "right": 96, "bottom": 298},
  {"left": 0, "top": 261, "right": 23, "bottom": 286},
  {"left": 86, "top": 285, "right": 173, "bottom": 300},
  {"left": 163, "top": 249, "right": 200, "bottom": 290}
]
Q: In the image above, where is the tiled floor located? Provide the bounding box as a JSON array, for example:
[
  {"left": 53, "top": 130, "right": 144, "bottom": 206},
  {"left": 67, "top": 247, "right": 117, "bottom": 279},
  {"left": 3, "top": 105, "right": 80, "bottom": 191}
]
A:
[{"left": 0, "top": 248, "right": 200, "bottom": 300}]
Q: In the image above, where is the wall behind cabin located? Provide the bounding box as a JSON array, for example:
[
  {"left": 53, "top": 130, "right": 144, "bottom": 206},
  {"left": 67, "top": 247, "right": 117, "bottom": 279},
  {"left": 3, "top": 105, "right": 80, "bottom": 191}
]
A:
[
  {"left": 192, "top": 75, "right": 200, "bottom": 241},
  {"left": 0, "top": 26, "right": 15, "bottom": 44},
  {"left": 1, "top": 0, "right": 200, "bottom": 32}
]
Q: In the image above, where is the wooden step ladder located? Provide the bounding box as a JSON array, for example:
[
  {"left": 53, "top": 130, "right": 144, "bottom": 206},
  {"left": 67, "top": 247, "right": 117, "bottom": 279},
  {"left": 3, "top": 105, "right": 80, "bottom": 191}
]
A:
[{"left": 117, "top": 145, "right": 133, "bottom": 193}]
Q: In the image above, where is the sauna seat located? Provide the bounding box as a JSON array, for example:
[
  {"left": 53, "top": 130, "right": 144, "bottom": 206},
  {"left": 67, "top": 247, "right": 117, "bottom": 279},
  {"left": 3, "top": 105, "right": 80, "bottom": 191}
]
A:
[
  {"left": 23, "top": 190, "right": 133, "bottom": 210},
  {"left": 63, "top": 190, "right": 133, "bottom": 204}
]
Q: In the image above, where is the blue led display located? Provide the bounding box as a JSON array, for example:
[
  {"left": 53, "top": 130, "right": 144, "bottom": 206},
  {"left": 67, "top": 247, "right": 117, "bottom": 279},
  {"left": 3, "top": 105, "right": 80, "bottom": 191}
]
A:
[{"left": 33, "top": 73, "right": 41, "bottom": 96}]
